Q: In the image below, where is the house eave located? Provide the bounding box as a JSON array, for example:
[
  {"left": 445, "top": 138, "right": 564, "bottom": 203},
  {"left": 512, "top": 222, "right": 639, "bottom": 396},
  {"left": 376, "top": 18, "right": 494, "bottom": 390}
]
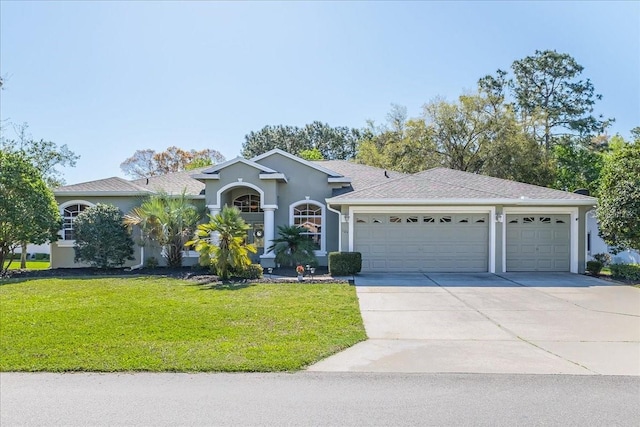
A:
[
  {"left": 259, "top": 173, "right": 288, "bottom": 182},
  {"left": 326, "top": 198, "right": 597, "bottom": 207},
  {"left": 192, "top": 173, "right": 220, "bottom": 180},
  {"left": 54, "top": 191, "right": 204, "bottom": 199},
  {"left": 328, "top": 177, "right": 351, "bottom": 184}
]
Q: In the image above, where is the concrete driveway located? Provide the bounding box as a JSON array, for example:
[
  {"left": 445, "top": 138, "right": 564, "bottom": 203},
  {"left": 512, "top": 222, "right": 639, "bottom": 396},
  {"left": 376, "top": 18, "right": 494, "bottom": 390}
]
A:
[{"left": 309, "top": 273, "right": 640, "bottom": 375}]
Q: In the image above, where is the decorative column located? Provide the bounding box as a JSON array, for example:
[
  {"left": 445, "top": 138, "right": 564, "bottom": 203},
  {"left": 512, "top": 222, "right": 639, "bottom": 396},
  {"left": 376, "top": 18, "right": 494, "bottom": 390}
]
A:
[
  {"left": 262, "top": 208, "right": 275, "bottom": 258},
  {"left": 208, "top": 206, "right": 220, "bottom": 245}
]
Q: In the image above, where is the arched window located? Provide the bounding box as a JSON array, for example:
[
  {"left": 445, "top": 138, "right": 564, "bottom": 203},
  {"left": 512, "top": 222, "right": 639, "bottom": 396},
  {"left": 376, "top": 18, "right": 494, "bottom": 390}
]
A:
[
  {"left": 61, "top": 202, "right": 93, "bottom": 240},
  {"left": 233, "top": 194, "right": 263, "bottom": 212},
  {"left": 291, "top": 201, "right": 325, "bottom": 253}
]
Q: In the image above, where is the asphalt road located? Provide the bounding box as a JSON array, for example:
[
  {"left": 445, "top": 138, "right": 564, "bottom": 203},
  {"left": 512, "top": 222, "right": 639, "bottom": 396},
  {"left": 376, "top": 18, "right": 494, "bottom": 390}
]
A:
[{"left": 2, "top": 372, "right": 639, "bottom": 426}]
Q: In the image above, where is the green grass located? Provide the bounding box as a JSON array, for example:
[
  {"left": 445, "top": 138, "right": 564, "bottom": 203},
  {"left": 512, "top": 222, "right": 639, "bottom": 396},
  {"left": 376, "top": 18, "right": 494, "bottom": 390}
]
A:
[
  {"left": 0, "top": 277, "right": 366, "bottom": 372},
  {"left": 3, "top": 260, "right": 50, "bottom": 270}
]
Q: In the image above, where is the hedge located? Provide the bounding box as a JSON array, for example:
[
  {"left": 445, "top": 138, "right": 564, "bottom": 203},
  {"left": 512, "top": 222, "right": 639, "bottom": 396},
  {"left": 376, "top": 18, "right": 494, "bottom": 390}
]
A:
[
  {"left": 329, "top": 252, "right": 362, "bottom": 276},
  {"left": 609, "top": 263, "right": 640, "bottom": 281}
]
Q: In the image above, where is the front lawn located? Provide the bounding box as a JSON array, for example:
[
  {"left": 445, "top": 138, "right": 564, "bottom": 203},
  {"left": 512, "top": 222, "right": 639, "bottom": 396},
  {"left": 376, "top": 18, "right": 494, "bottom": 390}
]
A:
[
  {"left": 3, "top": 260, "right": 50, "bottom": 270},
  {"left": 0, "top": 277, "right": 366, "bottom": 372}
]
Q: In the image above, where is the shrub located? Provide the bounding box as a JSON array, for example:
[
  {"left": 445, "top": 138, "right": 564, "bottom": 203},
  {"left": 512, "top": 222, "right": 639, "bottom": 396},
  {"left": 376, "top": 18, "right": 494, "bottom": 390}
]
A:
[
  {"left": 145, "top": 257, "right": 159, "bottom": 269},
  {"left": 593, "top": 253, "right": 611, "bottom": 266},
  {"left": 329, "top": 252, "right": 362, "bottom": 276},
  {"left": 34, "top": 253, "right": 50, "bottom": 261},
  {"left": 235, "top": 264, "right": 263, "bottom": 280},
  {"left": 74, "top": 204, "right": 135, "bottom": 268},
  {"left": 586, "top": 260, "right": 603, "bottom": 275},
  {"left": 609, "top": 264, "right": 640, "bottom": 281}
]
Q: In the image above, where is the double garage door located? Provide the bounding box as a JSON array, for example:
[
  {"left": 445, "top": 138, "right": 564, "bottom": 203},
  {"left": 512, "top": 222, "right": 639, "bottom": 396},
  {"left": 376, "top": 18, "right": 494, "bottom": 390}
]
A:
[
  {"left": 354, "top": 213, "right": 489, "bottom": 272},
  {"left": 353, "top": 212, "right": 571, "bottom": 273}
]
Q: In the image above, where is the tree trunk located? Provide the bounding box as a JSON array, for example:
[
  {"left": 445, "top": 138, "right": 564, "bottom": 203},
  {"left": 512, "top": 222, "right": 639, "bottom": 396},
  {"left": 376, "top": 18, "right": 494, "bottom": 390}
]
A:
[{"left": 20, "top": 242, "right": 27, "bottom": 269}]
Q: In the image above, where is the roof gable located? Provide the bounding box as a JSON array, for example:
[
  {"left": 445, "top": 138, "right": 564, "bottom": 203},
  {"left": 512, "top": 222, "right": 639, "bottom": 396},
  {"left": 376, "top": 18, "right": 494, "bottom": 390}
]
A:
[
  {"left": 251, "top": 149, "right": 346, "bottom": 178},
  {"left": 200, "top": 156, "right": 278, "bottom": 175}
]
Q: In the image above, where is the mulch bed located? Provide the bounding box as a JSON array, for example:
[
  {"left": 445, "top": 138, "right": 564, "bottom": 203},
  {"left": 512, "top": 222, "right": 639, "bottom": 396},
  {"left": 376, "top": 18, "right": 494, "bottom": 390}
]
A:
[{"left": 1, "top": 266, "right": 347, "bottom": 285}]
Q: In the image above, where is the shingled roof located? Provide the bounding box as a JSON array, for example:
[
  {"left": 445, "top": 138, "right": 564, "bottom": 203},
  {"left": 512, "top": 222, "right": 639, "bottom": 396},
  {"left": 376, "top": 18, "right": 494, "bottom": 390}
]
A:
[
  {"left": 131, "top": 167, "right": 207, "bottom": 196},
  {"left": 54, "top": 168, "right": 208, "bottom": 197},
  {"left": 312, "top": 160, "right": 405, "bottom": 191},
  {"left": 54, "top": 177, "right": 152, "bottom": 195},
  {"left": 327, "top": 167, "right": 596, "bottom": 205}
]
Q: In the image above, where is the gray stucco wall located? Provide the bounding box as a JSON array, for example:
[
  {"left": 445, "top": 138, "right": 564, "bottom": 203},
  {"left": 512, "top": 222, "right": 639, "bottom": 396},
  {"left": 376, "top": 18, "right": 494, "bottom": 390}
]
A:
[{"left": 52, "top": 195, "right": 204, "bottom": 269}]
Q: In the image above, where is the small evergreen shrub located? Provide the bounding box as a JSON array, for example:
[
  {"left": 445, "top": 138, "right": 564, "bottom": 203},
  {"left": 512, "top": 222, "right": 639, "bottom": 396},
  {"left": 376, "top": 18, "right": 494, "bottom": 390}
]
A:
[
  {"left": 144, "top": 257, "right": 159, "bottom": 269},
  {"left": 593, "top": 253, "right": 611, "bottom": 266},
  {"left": 73, "top": 204, "right": 135, "bottom": 268},
  {"left": 235, "top": 264, "right": 263, "bottom": 280},
  {"left": 329, "top": 252, "right": 362, "bottom": 276},
  {"left": 586, "top": 260, "right": 603, "bottom": 275},
  {"left": 610, "top": 264, "right": 640, "bottom": 281}
]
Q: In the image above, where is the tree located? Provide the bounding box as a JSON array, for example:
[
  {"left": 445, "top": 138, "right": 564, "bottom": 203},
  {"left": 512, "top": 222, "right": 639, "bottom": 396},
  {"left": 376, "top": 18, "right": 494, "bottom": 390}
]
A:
[
  {"left": 0, "top": 123, "right": 79, "bottom": 267},
  {"left": 267, "top": 225, "right": 318, "bottom": 267},
  {"left": 552, "top": 138, "right": 605, "bottom": 196},
  {"left": 186, "top": 206, "right": 256, "bottom": 280},
  {"left": 357, "top": 117, "right": 439, "bottom": 174},
  {"left": 124, "top": 192, "right": 202, "bottom": 268},
  {"left": 241, "top": 121, "right": 369, "bottom": 159},
  {"left": 120, "top": 146, "right": 225, "bottom": 178},
  {"left": 423, "top": 94, "right": 501, "bottom": 173},
  {"left": 596, "top": 134, "right": 640, "bottom": 253},
  {"left": 299, "top": 148, "right": 324, "bottom": 161},
  {"left": 480, "top": 50, "right": 610, "bottom": 151},
  {"left": 0, "top": 151, "right": 61, "bottom": 275},
  {"left": 0, "top": 123, "right": 79, "bottom": 188},
  {"left": 73, "top": 204, "right": 135, "bottom": 268}
]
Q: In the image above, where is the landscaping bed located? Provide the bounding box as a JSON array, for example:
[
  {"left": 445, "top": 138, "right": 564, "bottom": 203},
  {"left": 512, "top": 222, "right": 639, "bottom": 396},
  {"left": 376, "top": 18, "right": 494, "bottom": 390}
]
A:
[{"left": 1, "top": 265, "right": 344, "bottom": 284}]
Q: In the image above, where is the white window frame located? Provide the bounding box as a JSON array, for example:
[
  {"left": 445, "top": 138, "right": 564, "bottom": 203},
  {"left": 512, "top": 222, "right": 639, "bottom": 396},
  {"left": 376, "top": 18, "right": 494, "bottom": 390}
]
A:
[
  {"left": 289, "top": 200, "right": 326, "bottom": 256},
  {"left": 57, "top": 200, "right": 96, "bottom": 247},
  {"left": 233, "top": 193, "right": 263, "bottom": 213}
]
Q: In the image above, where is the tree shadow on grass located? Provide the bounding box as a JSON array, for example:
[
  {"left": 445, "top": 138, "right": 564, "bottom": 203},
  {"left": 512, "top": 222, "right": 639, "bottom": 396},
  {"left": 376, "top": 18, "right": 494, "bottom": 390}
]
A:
[{"left": 196, "top": 281, "right": 255, "bottom": 291}]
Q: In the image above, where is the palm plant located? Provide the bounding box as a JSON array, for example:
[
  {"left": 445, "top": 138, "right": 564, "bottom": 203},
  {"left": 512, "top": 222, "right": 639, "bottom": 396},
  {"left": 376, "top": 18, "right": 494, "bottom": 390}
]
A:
[
  {"left": 124, "top": 192, "right": 201, "bottom": 268},
  {"left": 186, "top": 206, "right": 256, "bottom": 280},
  {"left": 267, "top": 225, "right": 318, "bottom": 268}
]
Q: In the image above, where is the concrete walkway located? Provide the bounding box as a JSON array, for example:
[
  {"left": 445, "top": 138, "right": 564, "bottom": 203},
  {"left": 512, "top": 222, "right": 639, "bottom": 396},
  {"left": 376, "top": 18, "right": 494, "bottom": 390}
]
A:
[{"left": 309, "top": 273, "right": 640, "bottom": 375}]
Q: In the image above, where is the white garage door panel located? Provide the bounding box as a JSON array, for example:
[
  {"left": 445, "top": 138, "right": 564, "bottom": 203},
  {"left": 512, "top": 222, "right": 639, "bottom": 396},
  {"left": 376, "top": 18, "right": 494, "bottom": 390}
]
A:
[
  {"left": 354, "top": 213, "right": 489, "bottom": 273},
  {"left": 506, "top": 214, "right": 570, "bottom": 272}
]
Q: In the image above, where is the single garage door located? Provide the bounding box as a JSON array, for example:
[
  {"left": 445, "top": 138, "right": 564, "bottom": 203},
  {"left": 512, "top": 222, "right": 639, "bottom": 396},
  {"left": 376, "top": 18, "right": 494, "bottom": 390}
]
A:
[
  {"left": 506, "top": 214, "right": 570, "bottom": 272},
  {"left": 354, "top": 213, "right": 489, "bottom": 272}
]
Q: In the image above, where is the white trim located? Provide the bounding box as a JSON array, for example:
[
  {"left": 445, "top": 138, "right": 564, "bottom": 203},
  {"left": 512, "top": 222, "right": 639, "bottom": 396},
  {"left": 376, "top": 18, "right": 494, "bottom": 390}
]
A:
[
  {"left": 488, "top": 206, "right": 496, "bottom": 273},
  {"left": 54, "top": 191, "right": 154, "bottom": 197},
  {"left": 328, "top": 177, "right": 351, "bottom": 183},
  {"left": 326, "top": 204, "right": 343, "bottom": 252},
  {"left": 347, "top": 206, "right": 495, "bottom": 213},
  {"left": 211, "top": 182, "right": 268, "bottom": 210},
  {"left": 503, "top": 206, "right": 579, "bottom": 274},
  {"left": 251, "top": 149, "right": 345, "bottom": 177},
  {"left": 327, "top": 197, "right": 596, "bottom": 206},
  {"left": 58, "top": 200, "right": 97, "bottom": 243},
  {"left": 190, "top": 173, "right": 219, "bottom": 180},
  {"left": 289, "top": 199, "right": 326, "bottom": 255}
]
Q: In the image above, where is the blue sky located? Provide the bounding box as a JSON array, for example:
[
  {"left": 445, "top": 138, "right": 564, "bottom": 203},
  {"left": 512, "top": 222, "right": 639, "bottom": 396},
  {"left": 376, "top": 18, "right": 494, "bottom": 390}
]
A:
[{"left": 1, "top": 1, "right": 638, "bottom": 185}]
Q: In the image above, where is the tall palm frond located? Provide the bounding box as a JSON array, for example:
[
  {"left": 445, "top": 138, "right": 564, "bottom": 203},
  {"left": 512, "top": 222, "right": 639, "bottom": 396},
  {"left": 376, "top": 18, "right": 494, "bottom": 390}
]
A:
[
  {"left": 124, "top": 191, "right": 201, "bottom": 268},
  {"left": 187, "top": 206, "right": 256, "bottom": 279}
]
